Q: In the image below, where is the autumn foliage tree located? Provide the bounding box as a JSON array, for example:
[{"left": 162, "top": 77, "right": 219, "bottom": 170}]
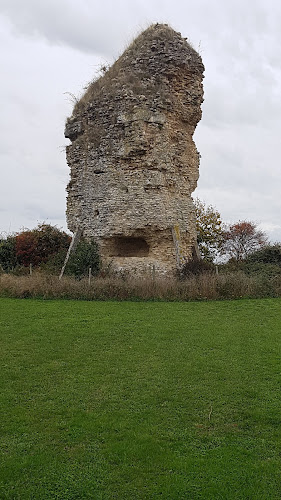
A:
[
  {"left": 0, "top": 224, "right": 100, "bottom": 276},
  {"left": 222, "top": 221, "right": 267, "bottom": 261},
  {"left": 15, "top": 224, "right": 71, "bottom": 267}
]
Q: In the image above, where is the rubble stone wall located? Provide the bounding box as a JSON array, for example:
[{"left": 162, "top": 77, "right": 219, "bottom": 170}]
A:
[{"left": 65, "top": 24, "right": 204, "bottom": 275}]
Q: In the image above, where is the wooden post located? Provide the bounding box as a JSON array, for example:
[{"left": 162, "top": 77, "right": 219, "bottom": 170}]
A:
[
  {"left": 29, "top": 263, "right": 32, "bottom": 276},
  {"left": 172, "top": 225, "right": 186, "bottom": 270},
  {"left": 88, "top": 267, "right": 92, "bottom": 286},
  {"left": 215, "top": 266, "right": 219, "bottom": 275},
  {"left": 59, "top": 227, "right": 82, "bottom": 280}
]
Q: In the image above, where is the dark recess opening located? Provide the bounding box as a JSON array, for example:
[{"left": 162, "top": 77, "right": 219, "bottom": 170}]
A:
[{"left": 110, "top": 237, "right": 149, "bottom": 257}]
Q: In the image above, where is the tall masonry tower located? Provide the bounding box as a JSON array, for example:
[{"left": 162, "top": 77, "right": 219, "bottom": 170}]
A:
[{"left": 65, "top": 24, "right": 204, "bottom": 275}]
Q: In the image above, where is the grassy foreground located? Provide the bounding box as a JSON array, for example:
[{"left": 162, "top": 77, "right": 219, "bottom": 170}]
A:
[{"left": 1, "top": 298, "right": 281, "bottom": 499}]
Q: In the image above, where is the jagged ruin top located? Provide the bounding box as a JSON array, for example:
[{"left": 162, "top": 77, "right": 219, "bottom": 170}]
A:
[{"left": 67, "top": 24, "right": 204, "bottom": 125}]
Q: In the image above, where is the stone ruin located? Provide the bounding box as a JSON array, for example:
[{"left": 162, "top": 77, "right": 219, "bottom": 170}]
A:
[{"left": 64, "top": 24, "right": 204, "bottom": 275}]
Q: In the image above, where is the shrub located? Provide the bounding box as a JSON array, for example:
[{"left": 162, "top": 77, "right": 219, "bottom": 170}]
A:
[
  {"left": 15, "top": 224, "right": 71, "bottom": 267},
  {"left": 0, "top": 236, "right": 18, "bottom": 272},
  {"left": 246, "top": 244, "right": 281, "bottom": 265},
  {"left": 41, "top": 249, "right": 68, "bottom": 274},
  {"left": 180, "top": 258, "right": 215, "bottom": 277},
  {"left": 243, "top": 262, "right": 281, "bottom": 278},
  {"left": 64, "top": 239, "right": 100, "bottom": 278},
  {"left": 219, "top": 250, "right": 281, "bottom": 280}
]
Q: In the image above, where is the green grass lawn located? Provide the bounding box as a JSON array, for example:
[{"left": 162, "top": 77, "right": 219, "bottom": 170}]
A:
[{"left": 0, "top": 298, "right": 281, "bottom": 499}]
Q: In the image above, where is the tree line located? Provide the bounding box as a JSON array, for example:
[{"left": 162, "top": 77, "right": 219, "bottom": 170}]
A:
[
  {"left": 0, "top": 202, "right": 280, "bottom": 277},
  {"left": 194, "top": 198, "right": 268, "bottom": 262},
  {"left": 190, "top": 198, "right": 281, "bottom": 278}
]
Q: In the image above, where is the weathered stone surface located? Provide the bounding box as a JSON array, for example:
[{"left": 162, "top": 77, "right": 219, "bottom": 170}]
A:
[{"left": 65, "top": 24, "right": 204, "bottom": 275}]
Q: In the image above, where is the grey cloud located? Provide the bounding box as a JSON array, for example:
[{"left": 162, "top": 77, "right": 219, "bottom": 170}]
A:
[
  {"left": 0, "top": 0, "right": 280, "bottom": 243},
  {"left": 0, "top": 0, "right": 147, "bottom": 56}
]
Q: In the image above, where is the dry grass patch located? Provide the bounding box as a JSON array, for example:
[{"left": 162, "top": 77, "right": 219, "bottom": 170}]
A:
[{"left": 0, "top": 272, "right": 280, "bottom": 301}]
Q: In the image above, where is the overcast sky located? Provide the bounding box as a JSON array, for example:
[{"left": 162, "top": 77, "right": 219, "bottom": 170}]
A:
[{"left": 1, "top": 0, "right": 280, "bottom": 241}]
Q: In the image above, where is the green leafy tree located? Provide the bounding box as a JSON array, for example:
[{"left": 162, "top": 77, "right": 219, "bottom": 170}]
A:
[
  {"left": 194, "top": 198, "right": 223, "bottom": 262},
  {"left": 0, "top": 236, "right": 18, "bottom": 272}
]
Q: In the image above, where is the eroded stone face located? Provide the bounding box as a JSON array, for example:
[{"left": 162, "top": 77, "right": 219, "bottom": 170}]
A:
[{"left": 65, "top": 24, "right": 204, "bottom": 275}]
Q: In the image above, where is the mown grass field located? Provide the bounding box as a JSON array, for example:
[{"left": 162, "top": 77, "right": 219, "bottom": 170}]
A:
[{"left": 1, "top": 297, "right": 281, "bottom": 499}]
